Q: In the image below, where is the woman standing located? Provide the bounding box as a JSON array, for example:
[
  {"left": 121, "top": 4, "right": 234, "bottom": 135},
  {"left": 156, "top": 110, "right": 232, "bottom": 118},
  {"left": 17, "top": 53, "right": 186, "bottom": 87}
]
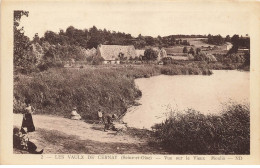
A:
[{"left": 21, "top": 103, "right": 35, "bottom": 133}]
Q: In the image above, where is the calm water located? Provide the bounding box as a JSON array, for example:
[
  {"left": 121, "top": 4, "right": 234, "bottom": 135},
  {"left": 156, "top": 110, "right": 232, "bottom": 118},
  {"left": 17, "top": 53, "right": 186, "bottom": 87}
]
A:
[{"left": 123, "top": 70, "right": 250, "bottom": 129}]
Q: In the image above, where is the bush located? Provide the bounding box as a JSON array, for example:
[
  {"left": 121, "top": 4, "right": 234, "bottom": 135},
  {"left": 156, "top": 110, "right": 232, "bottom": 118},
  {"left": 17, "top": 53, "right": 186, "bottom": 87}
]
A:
[{"left": 152, "top": 104, "right": 250, "bottom": 154}]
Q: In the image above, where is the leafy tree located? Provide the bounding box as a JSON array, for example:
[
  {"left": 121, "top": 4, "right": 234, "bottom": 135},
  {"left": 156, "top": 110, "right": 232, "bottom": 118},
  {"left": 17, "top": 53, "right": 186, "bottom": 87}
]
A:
[
  {"left": 231, "top": 34, "right": 240, "bottom": 46},
  {"left": 14, "top": 11, "right": 36, "bottom": 74},
  {"left": 144, "top": 48, "right": 158, "bottom": 61},
  {"left": 225, "top": 35, "right": 231, "bottom": 42},
  {"left": 196, "top": 48, "right": 201, "bottom": 54},
  {"left": 208, "top": 34, "right": 225, "bottom": 45},
  {"left": 92, "top": 56, "right": 104, "bottom": 65},
  {"left": 243, "top": 51, "right": 250, "bottom": 66},
  {"left": 183, "top": 47, "right": 188, "bottom": 53},
  {"left": 32, "top": 33, "right": 40, "bottom": 44},
  {"left": 189, "top": 47, "right": 195, "bottom": 55},
  {"left": 161, "top": 57, "right": 173, "bottom": 65},
  {"left": 145, "top": 36, "right": 156, "bottom": 46}
]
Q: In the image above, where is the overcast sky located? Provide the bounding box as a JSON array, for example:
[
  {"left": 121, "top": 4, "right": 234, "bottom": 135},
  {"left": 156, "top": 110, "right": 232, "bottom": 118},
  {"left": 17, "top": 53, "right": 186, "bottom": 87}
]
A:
[{"left": 18, "top": 1, "right": 251, "bottom": 39}]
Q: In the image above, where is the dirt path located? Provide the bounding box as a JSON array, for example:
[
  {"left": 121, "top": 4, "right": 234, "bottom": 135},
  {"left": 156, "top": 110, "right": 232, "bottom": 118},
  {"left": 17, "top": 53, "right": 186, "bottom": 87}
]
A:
[
  {"left": 13, "top": 114, "right": 164, "bottom": 154},
  {"left": 14, "top": 114, "right": 143, "bottom": 143}
]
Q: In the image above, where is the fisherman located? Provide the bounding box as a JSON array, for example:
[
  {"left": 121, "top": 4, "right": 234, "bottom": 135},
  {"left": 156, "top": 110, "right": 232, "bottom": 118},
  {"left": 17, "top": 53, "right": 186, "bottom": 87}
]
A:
[{"left": 104, "top": 114, "right": 113, "bottom": 132}]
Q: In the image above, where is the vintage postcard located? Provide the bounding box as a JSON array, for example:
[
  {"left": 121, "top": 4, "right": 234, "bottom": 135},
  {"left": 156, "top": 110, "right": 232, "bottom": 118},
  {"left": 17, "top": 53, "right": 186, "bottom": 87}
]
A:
[{"left": 1, "top": 0, "right": 260, "bottom": 165}]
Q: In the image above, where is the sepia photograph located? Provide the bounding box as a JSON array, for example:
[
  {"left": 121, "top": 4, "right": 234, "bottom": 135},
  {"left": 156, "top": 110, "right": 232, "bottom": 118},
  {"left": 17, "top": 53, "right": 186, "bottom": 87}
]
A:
[{"left": 1, "top": 0, "right": 260, "bottom": 165}]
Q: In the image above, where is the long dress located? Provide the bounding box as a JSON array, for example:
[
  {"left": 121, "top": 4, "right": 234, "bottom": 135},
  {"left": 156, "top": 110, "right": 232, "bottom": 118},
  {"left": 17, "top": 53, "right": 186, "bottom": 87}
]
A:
[{"left": 21, "top": 106, "right": 35, "bottom": 132}]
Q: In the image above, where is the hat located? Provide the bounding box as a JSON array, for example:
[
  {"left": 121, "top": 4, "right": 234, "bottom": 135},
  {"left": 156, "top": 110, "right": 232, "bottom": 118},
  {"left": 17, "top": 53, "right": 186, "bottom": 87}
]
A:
[{"left": 21, "top": 127, "right": 27, "bottom": 134}]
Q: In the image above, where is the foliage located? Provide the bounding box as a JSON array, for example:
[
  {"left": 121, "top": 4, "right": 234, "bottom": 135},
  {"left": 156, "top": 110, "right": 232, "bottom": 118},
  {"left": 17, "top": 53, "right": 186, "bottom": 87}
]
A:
[
  {"left": 207, "top": 34, "right": 225, "bottom": 45},
  {"left": 228, "top": 34, "right": 250, "bottom": 54},
  {"left": 188, "top": 47, "right": 195, "bottom": 55},
  {"left": 14, "top": 11, "right": 35, "bottom": 74},
  {"left": 92, "top": 56, "right": 105, "bottom": 65},
  {"left": 243, "top": 51, "right": 250, "bottom": 66},
  {"left": 196, "top": 48, "right": 201, "bottom": 54},
  {"left": 183, "top": 47, "right": 188, "bottom": 53},
  {"left": 194, "top": 52, "right": 217, "bottom": 62},
  {"left": 144, "top": 48, "right": 158, "bottom": 61},
  {"left": 14, "top": 64, "right": 212, "bottom": 119},
  {"left": 161, "top": 57, "right": 173, "bottom": 65},
  {"left": 152, "top": 104, "right": 250, "bottom": 154}
]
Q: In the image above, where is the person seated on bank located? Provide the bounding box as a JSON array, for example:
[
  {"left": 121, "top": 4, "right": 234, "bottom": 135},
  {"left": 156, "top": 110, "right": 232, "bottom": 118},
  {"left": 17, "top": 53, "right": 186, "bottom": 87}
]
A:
[
  {"left": 70, "top": 107, "right": 81, "bottom": 120},
  {"left": 13, "top": 127, "right": 44, "bottom": 154},
  {"left": 97, "top": 109, "right": 103, "bottom": 124}
]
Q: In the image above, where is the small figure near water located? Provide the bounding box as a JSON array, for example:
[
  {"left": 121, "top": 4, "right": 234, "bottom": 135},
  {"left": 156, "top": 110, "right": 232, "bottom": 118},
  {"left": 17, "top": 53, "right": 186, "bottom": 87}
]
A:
[
  {"left": 21, "top": 103, "right": 35, "bottom": 133},
  {"left": 70, "top": 107, "right": 82, "bottom": 120},
  {"left": 97, "top": 109, "right": 103, "bottom": 123},
  {"left": 103, "top": 114, "right": 113, "bottom": 132}
]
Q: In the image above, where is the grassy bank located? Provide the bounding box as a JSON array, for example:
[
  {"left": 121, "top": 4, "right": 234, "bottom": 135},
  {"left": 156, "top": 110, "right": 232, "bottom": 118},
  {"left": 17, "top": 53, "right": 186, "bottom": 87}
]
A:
[
  {"left": 14, "top": 64, "right": 212, "bottom": 120},
  {"left": 151, "top": 103, "right": 250, "bottom": 154}
]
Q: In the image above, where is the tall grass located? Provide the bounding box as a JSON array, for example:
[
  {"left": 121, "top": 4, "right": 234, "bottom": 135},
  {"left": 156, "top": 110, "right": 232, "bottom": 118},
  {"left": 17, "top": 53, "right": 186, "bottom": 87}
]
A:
[
  {"left": 14, "top": 68, "right": 141, "bottom": 119},
  {"left": 14, "top": 64, "right": 212, "bottom": 120},
  {"left": 152, "top": 103, "right": 250, "bottom": 154}
]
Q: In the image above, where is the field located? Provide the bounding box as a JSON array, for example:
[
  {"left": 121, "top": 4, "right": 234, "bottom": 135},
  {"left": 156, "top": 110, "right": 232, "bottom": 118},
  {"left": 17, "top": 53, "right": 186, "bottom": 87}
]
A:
[
  {"left": 181, "top": 38, "right": 215, "bottom": 47},
  {"left": 165, "top": 38, "right": 229, "bottom": 56}
]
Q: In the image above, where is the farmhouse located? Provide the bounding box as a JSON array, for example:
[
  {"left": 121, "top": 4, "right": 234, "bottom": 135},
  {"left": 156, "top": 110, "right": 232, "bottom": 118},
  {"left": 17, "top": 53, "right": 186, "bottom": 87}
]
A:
[
  {"left": 97, "top": 45, "right": 136, "bottom": 64},
  {"left": 135, "top": 49, "right": 145, "bottom": 57}
]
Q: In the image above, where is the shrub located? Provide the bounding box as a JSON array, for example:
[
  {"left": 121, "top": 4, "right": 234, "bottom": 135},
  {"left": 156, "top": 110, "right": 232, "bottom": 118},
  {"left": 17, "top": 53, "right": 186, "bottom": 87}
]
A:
[{"left": 152, "top": 104, "right": 250, "bottom": 154}]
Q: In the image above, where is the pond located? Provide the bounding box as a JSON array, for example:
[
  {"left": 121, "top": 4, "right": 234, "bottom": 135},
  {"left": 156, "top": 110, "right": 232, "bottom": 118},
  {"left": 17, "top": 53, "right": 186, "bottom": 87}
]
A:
[{"left": 123, "top": 70, "right": 250, "bottom": 129}]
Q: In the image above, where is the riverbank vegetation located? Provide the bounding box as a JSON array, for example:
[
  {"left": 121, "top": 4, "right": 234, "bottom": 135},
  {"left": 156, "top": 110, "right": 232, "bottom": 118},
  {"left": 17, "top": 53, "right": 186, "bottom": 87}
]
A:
[
  {"left": 13, "top": 63, "right": 212, "bottom": 119},
  {"left": 151, "top": 103, "right": 250, "bottom": 154}
]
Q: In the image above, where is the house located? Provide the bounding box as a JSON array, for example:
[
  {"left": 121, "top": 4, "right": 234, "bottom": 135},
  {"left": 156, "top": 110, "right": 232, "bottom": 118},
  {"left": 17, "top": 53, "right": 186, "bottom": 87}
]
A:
[
  {"left": 135, "top": 49, "right": 145, "bottom": 57},
  {"left": 97, "top": 45, "right": 136, "bottom": 64}
]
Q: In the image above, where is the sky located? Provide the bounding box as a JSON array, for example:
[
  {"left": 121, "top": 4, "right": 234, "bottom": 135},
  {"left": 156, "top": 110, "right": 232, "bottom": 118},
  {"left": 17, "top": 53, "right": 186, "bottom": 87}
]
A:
[{"left": 18, "top": 1, "right": 251, "bottom": 39}]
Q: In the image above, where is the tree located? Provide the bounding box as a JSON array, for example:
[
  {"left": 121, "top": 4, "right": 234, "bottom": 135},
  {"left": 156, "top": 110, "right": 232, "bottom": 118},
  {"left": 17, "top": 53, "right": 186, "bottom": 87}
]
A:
[
  {"left": 43, "top": 31, "right": 60, "bottom": 45},
  {"left": 231, "top": 34, "right": 240, "bottom": 46},
  {"left": 196, "top": 48, "right": 201, "bottom": 54},
  {"left": 189, "top": 47, "right": 195, "bottom": 55},
  {"left": 92, "top": 56, "right": 104, "bottom": 65},
  {"left": 14, "top": 11, "right": 35, "bottom": 74},
  {"left": 225, "top": 35, "right": 231, "bottom": 42},
  {"left": 144, "top": 48, "right": 158, "bottom": 61},
  {"left": 145, "top": 36, "right": 155, "bottom": 46},
  {"left": 32, "top": 33, "right": 40, "bottom": 44},
  {"left": 183, "top": 47, "right": 188, "bottom": 53},
  {"left": 243, "top": 51, "right": 250, "bottom": 67}
]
